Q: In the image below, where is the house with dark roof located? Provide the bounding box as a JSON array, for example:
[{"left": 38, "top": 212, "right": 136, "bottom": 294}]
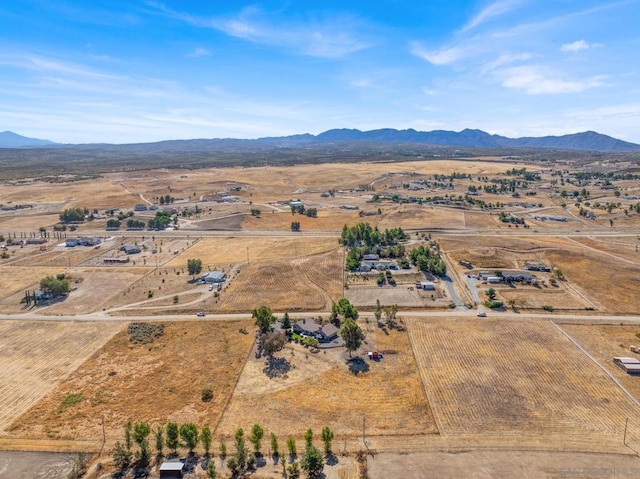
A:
[{"left": 293, "top": 319, "right": 338, "bottom": 343}]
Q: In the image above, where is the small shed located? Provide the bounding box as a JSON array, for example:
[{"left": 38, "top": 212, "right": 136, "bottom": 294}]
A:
[
  {"left": 419, "top": 281, "right": 435, "bottom": 290},
  {"left": 159, "top": 461, "right": 184, "bottom": 479}
]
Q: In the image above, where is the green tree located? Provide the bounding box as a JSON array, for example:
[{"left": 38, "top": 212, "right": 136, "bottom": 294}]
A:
[
  {"left": 304, "top": 429, "right": 313, "bottom": 448},
  {"left": 286, "top": 437, "right": 297, "bottom": 460},
  {"left": 39, "top": 275, "right": 70, "bottom": 298},
  {"left": 133, "top": 422, "right": 151, "bottom": 466},
  {"left": 112, "top": 441, "right": 132, "bottom": 470},
  {"left": 180, "top": 423, "right": 199, "bottom": 453},
  {"left": 201, "top": 426, "right": 212, "bottom": 456},
  {"left": 373, "top": 299, "right": 382, "bottom": 323},
  {"left": 187, "top": 258, "right": 203, "bottom": 280},
  {"left": 281, "top": 312, "right": 292, "bottom": 330},
  {"left": 300, "top": 444, "right": 324, "bottom": 478},
  {"left": 206, "top": 460, "right": 217, "bottom": 479},
  {"left": 249, "top": 424, "right": 264, "bottom": 456},
  {"left": 320, "top": 427, "right": 334, "bottom": 455},
  {"left": 288, "top": 461, "right": 301, "bottom": 478},
  {"left": 59, "top": 208, "right": 85, "bottom": 223},
  {"left": 166, "top": 422, "right": 179, "bottom": 455},
  {"left": 340, "top": 318, "right": 364, "bottom": 357},
  {"left": 485, "top": 288, "right": 496, "bottom": 301},
  {"left": 252, "top": 305, "right": 276, "bottom": 334},
  {"left": 234, "top": 427, "right": 248, "bottom": 470},
  {"left": 153, "top": 424, "right": 164, "bottom": 457},
  {"left": 332, "top": 297, "right": 358, "bottom": 321},
  {"left": 270, "top": 432, "right": 279, "bottom": 457}
]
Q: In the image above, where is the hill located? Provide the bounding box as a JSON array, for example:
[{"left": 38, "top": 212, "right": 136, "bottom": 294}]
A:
[{"left": 0, "top": 131, "right": 56, "bottom": 148}]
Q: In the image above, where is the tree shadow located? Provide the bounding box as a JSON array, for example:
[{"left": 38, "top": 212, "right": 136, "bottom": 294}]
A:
[
  {"left": 263, "top": 356, "right": 291, "bottom": 379},
  {"left": 347, "top": 357, "right": 369, "bottom": 375},
  {"left": 325, "top": 452, "right": 339, "bottom": 466}
]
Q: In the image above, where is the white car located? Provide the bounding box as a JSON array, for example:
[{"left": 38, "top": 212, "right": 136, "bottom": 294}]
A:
[
  {"left": 196, "top": 312, "right": 206, "bottom": 317},
  {"left": 476, "top": 311, "right": 487, "bottom": 317}
]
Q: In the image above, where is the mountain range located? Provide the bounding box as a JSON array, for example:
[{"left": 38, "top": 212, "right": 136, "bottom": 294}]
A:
[{"left": 2, "top": 128, "right": 640, "bottom": 152}]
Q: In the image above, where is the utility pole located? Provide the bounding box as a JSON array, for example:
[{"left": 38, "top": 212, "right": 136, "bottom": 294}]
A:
[{"left": 624, "top": 417, "right": 629, "bottom": 445}]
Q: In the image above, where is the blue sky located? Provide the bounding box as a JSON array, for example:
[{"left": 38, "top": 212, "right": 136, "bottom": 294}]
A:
[{"left": 1, "top": 0, "right": 639, "bottom": 144}]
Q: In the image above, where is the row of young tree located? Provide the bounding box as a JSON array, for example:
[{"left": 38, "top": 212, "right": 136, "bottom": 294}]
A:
[{"left": 112, "top": 421, "right": 335, "bottom": 479}]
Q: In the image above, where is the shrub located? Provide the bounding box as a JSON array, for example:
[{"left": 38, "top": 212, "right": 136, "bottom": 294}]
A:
[{"left": 201, "top": 387, "right": 213, "bottom": 403}]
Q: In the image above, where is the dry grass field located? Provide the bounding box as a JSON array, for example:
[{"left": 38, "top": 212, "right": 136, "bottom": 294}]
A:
[
  {"left": 440, "top": 234, "right": 640, "bottom": 313},
  {"left": 214, "top": 250, "right": 343, "bottom": 312},
  {"left": 407, "top": 318, "right": 640, "bottom": 449},
  {"left": 0, "top": 321, "right": 123, "bottom": 434},
  {"left": 216, "top": 323, "right": 436, "bottom": 439},
  {"left": 9, "top": 320, "right": 254, "bottom": 443},
  {"left": 165, "top": 236, "right": 339, "bottom": 266}
]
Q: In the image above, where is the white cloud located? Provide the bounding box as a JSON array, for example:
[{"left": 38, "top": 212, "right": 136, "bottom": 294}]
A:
[
  {"left": 187, "top": 47, "right": 211, "bottom": 58},
  {"left": 481, "top": 52, "right": 536, "bottom": 74},
  {"left": 146, "top": 2, "right": 372, "bottom": 59},
  {"left": 460, "top": 0, "right": 521, "bottom": 32},
  {"left": 410, "top": 42, "right": 469, "bottom": 66},
  {"left": 561, "top": 40, "right": 598, "bottom": 52},
  {"left": 496, "top": 65, "right": 607, "bottom": 94}
]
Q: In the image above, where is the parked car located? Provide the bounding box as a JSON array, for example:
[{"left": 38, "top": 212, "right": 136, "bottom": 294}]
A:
[
  {"left": 196, "top": 312, "right": 206, "bottom": 317},
  {"left": 476, "top": 311, "right": 487, "bottom": 317}
]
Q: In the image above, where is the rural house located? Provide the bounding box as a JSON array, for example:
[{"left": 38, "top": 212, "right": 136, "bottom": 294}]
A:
[
  {"left": 121, "top": 245, "right": 141, "bottom": 255},
  {"left": 293, "top": 319, "right": 338, "bottom": 343},
  {"left": 201, "top": 271, "right": 226, "bottom": 284}
]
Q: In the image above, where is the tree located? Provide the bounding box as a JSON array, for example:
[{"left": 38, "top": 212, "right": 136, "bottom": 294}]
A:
[
  {"left": 153, "top": 424, "right": 164, "bottom": 456},
  {"left": 286, "top": 437, "right": 297, "bottom": 459},
  {"left": 281, "top": 312, "right": 292, "bottom": 330},
  {"left": 166, "top": 422, "right": 179, "bottom": 455},
  {"left": 373, "top": 299, "right": 382, "bottom": 323},
  {"left": 304, "top": 429, "right": 313, "bottom": 449},
  {"left": 201, "top": 426, "right": 212, "bottom": 455},
  {"left": 112, "top": 441, "right": 132, "bottom": 470},
  {"left": 59, "top": 208, "right": 85, "bottom": 223},
  {"left": 291, "top": 221, "right": 301, "bottom": 232},
  {"left": 39, "top": 275, "right": 70, "bottom": 298},
  {"left": 206, "top": 460, "right": 217, "bottom": 479},
  {"left": 263, "top": 331, "right": 287, "bottom": 356},
  {"left": 288, "top": 461, "right": 301, "bottom": 479},
  {"left": 180, "top": 423, "right": 199, "bottom": 453},
  {"left": 187, "top": 258, "right": 203, "bottom": 280},
  {"left": 333, "top": 297, "right": 358, "bottom": 321},
  {"left": 486, "top": 288, "right": 497, "bottom": 301},
  {"left": 270, "top": 432, "right": 279, "bottom": 457},
  {"left": 133, "top": 422, "right": 151, "bottom": 466},
  {"left": 234, "top": 427, "right": 248, "bottom": 470},
  {"left": 300, "top": 444, "right": 324, "bottom": 478},
  {"left": 249, "top": 424, "right": 264, "bottom": 456},
  {"left": 384, "top": 304, "right": 399, "bottom": 329},
  {"left": 252, "top": 305, "right": 276, "bottom": 334},
  {"left": 340, "top": 318, "right": 363, "bottom": 357},
  {"left": 320, "top": 427, "right": 334, "bottom": 455}
]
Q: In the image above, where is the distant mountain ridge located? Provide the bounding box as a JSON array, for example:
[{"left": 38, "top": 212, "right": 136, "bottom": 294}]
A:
[
  {"left": 0, "top": 131, "right": 57, "bottom": 147},
  {"left": 302, "top": 128, "right": 640, "bottom": 152},
  {"left": 2, "top": 128, "right": 639, "bottom": 152}
]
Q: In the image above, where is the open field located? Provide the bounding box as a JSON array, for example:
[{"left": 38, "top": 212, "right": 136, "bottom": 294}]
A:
[
  {"left": 165, "top": 236, "right": 339, "bottom": 266},
  {"left": 214, "top": 250, "right": 343, "bottom": 312},
  {"left": 9, "top": 320, "right": 254, "bottom": 443},
  {"left": 440, "top": 234, "right": 640, "bottom": 313},
  {"left": 407, "top": 318, "right": 640, "bottom": 450},
  {"left": 216, "top": 323, "right": 436, "bottom": 439},
  {"left": 0, "top": 321, "right": 123, "bottom": 434}
]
